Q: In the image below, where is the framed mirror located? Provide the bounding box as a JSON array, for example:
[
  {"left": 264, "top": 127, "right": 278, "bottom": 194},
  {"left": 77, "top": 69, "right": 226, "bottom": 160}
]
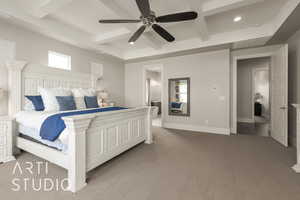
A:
[{"left": 168, "top": 78, "right": 190, "bottom": 116}]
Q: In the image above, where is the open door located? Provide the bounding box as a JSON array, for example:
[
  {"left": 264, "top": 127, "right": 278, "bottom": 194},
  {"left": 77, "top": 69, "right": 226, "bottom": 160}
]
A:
[{"left": 270, "top": 44, "right": 288, "bottom": 146}]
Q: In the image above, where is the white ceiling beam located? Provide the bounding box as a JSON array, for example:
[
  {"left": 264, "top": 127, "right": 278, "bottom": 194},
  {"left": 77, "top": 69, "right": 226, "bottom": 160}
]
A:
[
  {"left": 202, "top": 0, "right": 265, "bottom": 16},
  {"left": 0, "top": 2, "right": 123, "bottom": 58},
  {"left": 186, "top": 0, "right": 210, "bottom": 41},
  {"left": 97, "top": 0, "right": 162, "bottom": 49},
  {"left": 95, "top": 28, "right": 131, "bottom": 44},
  {"left": 30, "top": 0, "right": 74, "bottom": 18},
  {"left": 124, "top": 23, "right": 273, "bottom": 60}
]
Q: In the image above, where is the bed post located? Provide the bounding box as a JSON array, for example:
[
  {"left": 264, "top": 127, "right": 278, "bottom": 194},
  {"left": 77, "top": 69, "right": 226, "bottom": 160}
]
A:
[
  {"left": 63, "top": 116, "right": 93, "bottom": 193},
  {"left": 6, "top": 60, "right": 27, "bottom": 155},
  {"left": 145, "top": 107, "right": 153, "bottom": 144}
]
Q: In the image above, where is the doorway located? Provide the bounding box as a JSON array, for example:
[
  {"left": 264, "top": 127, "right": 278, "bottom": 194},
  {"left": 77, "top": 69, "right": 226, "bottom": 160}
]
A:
[
  {"left": 143, "top": 65, "right": 163, "bottom": 127},
  {"left": 237, "top": 57, "right": 270, "bottom": 137},
  {"left": 232, "top": 45, "right": 288, "bottom": 147}
]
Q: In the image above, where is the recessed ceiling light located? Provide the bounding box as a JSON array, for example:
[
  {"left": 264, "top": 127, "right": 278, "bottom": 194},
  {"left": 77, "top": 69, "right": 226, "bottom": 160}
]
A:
[
  {"left": 129, "top": 41, "right": 135, "bottom": 45},
  {"left": 234, "top": 16, "right": 242, "bottom": 22}
]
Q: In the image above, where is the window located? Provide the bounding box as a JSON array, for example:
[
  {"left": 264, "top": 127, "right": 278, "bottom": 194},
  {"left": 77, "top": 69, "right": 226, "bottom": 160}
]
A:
[{"left": 48, "top": 51, "right": 71, "bottom": 70}]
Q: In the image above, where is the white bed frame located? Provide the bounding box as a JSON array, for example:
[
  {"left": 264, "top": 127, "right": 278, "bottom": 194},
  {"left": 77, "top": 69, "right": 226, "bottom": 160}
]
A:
[{"left": 6, "top": 61, "right": 152, "bottom": 193}]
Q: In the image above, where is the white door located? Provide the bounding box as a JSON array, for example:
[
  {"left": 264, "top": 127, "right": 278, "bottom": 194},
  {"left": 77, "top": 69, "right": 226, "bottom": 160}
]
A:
[{"left": 270, "top": 44, "right": 288, "bottom": 146}]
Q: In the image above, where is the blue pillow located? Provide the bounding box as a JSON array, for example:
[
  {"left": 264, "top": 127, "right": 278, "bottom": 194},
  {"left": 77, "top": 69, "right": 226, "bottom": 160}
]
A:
[
  {"left": 171, "top": 102, "right": 182, "bottom": 109},
  {"left": 84, "top": 96, "right": 99, "bottom": 109},
  {"left": 25, "top": 95, "right": 45, "bottom": 111},
  {"left": 56, "top": 96, "right": 77, "bottom": 111}
]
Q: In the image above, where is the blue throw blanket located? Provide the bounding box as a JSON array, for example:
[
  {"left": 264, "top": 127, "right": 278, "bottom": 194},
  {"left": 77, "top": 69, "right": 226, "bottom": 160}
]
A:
[{"left": 40, "top": 107, "right": 127, "bottom": 141}]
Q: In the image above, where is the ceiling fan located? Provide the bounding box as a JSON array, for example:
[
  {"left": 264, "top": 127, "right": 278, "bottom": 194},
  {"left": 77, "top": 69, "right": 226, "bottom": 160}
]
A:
[{"left": 99, "top": 0, "right": 198, "bottom": 44}]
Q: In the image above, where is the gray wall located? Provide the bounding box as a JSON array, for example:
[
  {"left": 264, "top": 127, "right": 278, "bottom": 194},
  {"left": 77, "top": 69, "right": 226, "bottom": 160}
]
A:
[
  {"left": 0, "top": 19, "right": 125, "bottom": 115},
  {"left": 287, "top": 29, "right": 300, "bottom": 146},
  {"left": 237, "top": 58, "right": 270, "bottom": 122},
  {"left": 125, "top": 49, "right": 230, "bottom": 134}
]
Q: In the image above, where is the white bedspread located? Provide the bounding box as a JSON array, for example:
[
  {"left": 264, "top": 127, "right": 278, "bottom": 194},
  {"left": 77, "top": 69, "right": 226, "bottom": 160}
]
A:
[{"left": 15, "top": 110, "right": 69, "bottom": 150}]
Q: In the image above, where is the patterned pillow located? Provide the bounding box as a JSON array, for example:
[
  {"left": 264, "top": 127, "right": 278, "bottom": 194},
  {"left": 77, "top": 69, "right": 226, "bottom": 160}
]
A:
[
  {"left": 84, "top": 96, "right": 99, "bottom": 109},
  {"left": 56, "top": 96, "right": 77, "bottom": 111}
]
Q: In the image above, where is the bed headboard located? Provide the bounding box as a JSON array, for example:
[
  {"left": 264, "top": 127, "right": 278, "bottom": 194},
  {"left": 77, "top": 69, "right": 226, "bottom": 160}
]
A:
[
  {"left": 6, "top": 61, "right": 95, "bottom": 116},
  {"left": 22, "top": 65, "right": 92, "bottom": 108}
]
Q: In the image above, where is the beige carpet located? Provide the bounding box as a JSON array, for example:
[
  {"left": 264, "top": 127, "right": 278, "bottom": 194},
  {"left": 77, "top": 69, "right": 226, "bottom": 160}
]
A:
[{"left": 1, "top": 127, "right": 300, "bottom": 200}]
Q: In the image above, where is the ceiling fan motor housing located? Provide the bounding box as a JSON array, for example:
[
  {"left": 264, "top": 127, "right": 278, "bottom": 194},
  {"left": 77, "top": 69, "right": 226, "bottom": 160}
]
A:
[{"left": 141, "top": 11, "right": 156, "bottom": 26}]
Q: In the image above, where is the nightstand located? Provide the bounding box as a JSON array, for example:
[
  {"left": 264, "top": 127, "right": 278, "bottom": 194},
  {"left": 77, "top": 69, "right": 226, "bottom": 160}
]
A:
[{"left": 0, "top": 116, "right": 15, "bottom": 163}]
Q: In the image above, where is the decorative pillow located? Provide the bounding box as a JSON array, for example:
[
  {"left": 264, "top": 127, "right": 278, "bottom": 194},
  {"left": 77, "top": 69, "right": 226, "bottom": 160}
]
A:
[
  {"left": 25, "top": 95, "right": 45, "bottom": 111},
  {"left": 84, "top": 96, "right": 99, "bottom": 109},
  {"left": 39, "top": 87, "right": 72, "bottom": 111},
  {"left": 72, "top": 88, "right": 97, "bottom": 109},
  {"left": 56, "top": 96, "right": 77, "bottom": 111}
]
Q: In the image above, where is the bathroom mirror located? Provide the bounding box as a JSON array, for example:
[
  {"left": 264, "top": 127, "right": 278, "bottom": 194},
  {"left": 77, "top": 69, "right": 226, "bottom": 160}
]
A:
[{"left": 168, "top": 78, "right": 190, "bottom": 116}]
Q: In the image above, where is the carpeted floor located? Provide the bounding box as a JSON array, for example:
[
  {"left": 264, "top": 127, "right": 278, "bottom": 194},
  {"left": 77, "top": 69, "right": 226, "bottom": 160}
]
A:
[{"left": 1, "top": 127, "right": 300, "bottom": 200}]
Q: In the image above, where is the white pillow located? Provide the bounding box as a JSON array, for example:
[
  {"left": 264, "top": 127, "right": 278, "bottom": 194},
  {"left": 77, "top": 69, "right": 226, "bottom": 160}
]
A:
[
  {"left": 39, "top": 87, "right": 72, "bottom": 111},
  {"left": 72, "top": 88, "right": 86, "bottom": 109},
  {"left": 24, "top": 101, "right": 35, "bottom": 111},
  {"left": 72, "top": 88, "right": 97, "bottom": 109}
]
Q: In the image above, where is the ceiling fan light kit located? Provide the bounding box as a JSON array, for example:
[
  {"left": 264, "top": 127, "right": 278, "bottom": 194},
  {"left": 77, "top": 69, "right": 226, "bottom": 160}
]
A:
[{"left": 99, "top": 0, "right": 198, "bottom": 44}]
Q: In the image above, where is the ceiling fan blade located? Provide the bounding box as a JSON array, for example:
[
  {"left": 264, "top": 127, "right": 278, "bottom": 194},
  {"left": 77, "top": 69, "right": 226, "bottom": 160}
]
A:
[
  {"left": 135, "top": 0, "right": 151, "bottom": 16},
  {"left": 99, "top": 19, "right": 141, "bottom": 23},
  {"left": 128, "top": 25, "right": 147, "bottom": 43},
  {"left": 156, "top": 11, "right": 198, "bottom": 23},
  {"left": 152, "top": 24, "right": 175, "bottom": 42}
]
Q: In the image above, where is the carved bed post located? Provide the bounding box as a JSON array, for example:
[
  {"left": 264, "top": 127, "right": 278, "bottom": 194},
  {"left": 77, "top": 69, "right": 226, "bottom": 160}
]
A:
[
  {"left": 63, "top": 116, "right": 93, "bottom": 193},
  {"left": 6, "top": 60, "right": 27, "bottom": 117},
  {"left": 6, "top": 61, "right": 27, "bottom": 155}
]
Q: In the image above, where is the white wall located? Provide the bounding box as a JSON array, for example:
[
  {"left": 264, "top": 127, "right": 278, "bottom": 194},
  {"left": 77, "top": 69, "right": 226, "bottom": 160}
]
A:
[
  {"left": 125, "top": 49, "right": 230, "bottom": 135},
  {"left": 0, "top": 19, "right": 125, "bottom": 116},
  {"left": 0, "top": 39, "right": 15, "bottom": 115},
  {"left": 146, "top": 70, "right": 162, "bottom": 102},
  {"left": 287, "top": 29, "right": 300, "bottom": 146},
  {"left": 237, "top": 58, "right": 270, "bottom": 122}
]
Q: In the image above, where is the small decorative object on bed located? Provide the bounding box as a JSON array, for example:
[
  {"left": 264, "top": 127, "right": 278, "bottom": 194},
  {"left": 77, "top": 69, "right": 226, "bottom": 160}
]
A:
[
  {"left": 168, "top": 78, "right": 190, "bottom": 116},
  {"left": 97, "top": 90, "right": 109, "bottom": 105}
]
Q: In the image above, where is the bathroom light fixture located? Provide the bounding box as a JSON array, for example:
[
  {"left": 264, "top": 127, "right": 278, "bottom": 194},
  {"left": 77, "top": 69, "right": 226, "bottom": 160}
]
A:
[{"left": 234, "top": 16, "right": 242, "bottom": 22}]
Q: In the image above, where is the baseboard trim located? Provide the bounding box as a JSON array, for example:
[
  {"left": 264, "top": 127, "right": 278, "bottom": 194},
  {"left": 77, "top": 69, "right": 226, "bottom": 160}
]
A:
[
  {"left": 163, "top": 122, "right": 230, "bottom": 135},
  {"left": 237, "top": 118, "right": 255, "bottom": 123}
]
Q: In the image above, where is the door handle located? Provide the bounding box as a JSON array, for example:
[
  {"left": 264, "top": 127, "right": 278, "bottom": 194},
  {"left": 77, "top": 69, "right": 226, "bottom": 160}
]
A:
[{"left": 280, "top": 106, "right": 288, "bottom": 110}]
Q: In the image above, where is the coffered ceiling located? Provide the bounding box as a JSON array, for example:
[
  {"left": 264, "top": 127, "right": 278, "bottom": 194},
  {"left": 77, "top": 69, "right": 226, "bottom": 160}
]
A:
[{"left": 0, "top": 0, "right": 299, "bottom": 60}]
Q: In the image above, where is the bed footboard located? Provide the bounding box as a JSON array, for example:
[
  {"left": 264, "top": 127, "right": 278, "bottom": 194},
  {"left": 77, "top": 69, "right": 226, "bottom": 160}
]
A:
[{"left": 62, "top": 107, "right": 152, "bottom": 192}]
